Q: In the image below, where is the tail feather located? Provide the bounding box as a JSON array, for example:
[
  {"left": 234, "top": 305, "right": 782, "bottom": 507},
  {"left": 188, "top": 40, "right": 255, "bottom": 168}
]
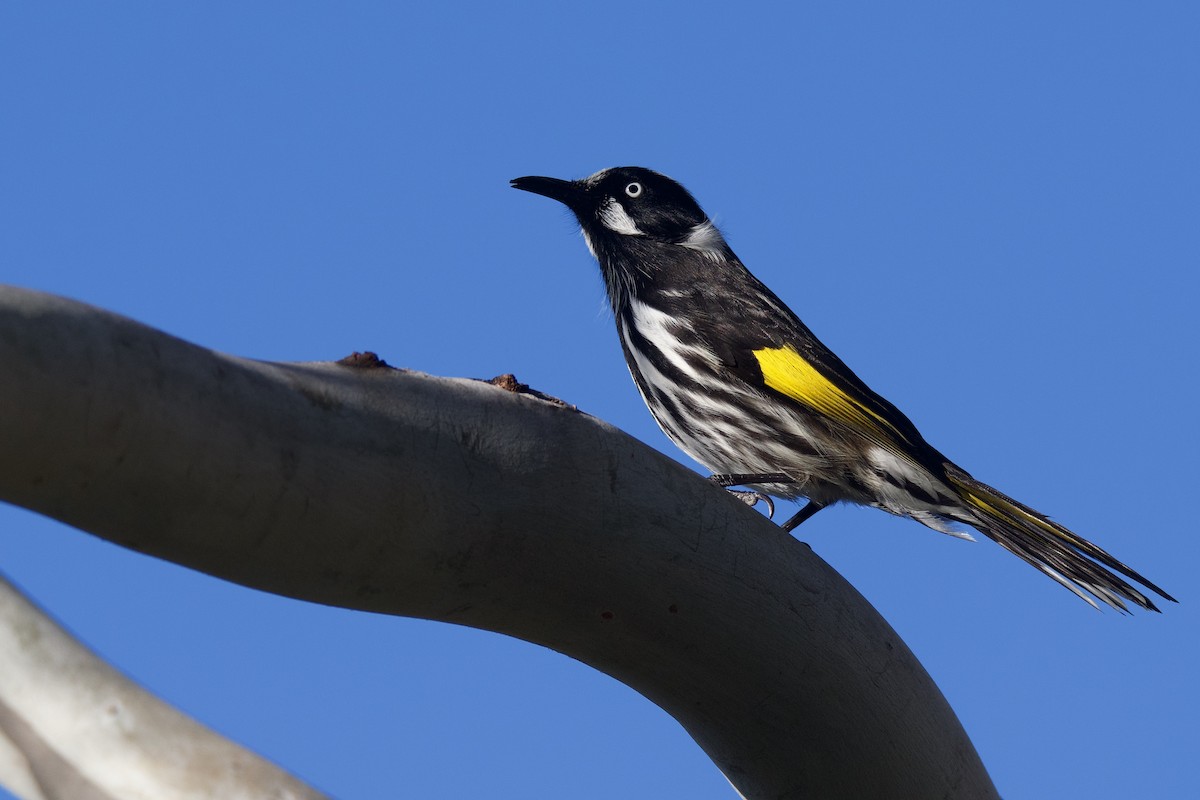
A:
[{"left": 944, "top": 466, "right": 1176, "bottom": 612}]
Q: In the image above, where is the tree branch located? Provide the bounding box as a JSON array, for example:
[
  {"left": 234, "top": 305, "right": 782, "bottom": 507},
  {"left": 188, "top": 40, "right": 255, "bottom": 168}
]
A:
[
  {"left": 0, "top": 285, "right": 998, "bottom": 799},
  {"left": 0, "top": 573, "right": 330, "bottom": 800}
]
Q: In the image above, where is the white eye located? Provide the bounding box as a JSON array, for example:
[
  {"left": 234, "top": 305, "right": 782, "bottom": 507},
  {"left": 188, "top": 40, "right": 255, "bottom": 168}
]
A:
[{"left": 624, "top": 182, "right": 643, "bottom": 198}]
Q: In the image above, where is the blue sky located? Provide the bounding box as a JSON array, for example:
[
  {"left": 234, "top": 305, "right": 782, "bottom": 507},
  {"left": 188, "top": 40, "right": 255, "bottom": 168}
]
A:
[{"left": 2, "top": 3, "right": 1197, "bottom": 797}]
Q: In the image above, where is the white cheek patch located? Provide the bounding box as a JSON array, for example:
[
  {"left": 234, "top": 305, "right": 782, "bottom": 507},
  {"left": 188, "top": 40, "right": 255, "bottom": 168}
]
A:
[{"left": 598, "top": 199, "right": 644, "bottom": 236}]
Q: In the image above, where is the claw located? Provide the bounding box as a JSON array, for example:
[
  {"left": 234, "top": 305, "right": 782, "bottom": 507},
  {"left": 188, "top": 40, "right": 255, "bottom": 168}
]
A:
[
  {"left": 761, "top": 493, "right": 776, "bottom": 519},
  {"left": 723, "top": 488, "right": 776, "bottom": 519},
  {"left": 708, "top": 473, "right": 790, "bottom": 520}
]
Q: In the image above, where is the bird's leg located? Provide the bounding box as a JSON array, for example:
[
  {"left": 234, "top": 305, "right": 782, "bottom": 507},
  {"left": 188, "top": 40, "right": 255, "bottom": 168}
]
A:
[
  {"left": 781, "top": 500, "right": 828, "bottom": 532},
  {"left": 708, "top": 473, "right": 794, "bottom": 520},
  {"left": 709, "top": 472, "right": 793, "bottom": 487},
  {"left": 708, "top": 473, "right": 823, "bottom": 532}
]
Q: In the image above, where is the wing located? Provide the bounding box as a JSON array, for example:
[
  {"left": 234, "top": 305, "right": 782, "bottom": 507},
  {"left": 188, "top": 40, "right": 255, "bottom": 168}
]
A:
[{"left": 704, "top": 264, "right": 949, "bottom": 474}]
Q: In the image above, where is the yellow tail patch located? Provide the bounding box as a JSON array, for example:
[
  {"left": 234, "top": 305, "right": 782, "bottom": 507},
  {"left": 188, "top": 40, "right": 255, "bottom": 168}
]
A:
[
  {"left": 752, "top": 345, "right": 891, "bottom": 435},
  {"left": 952, "top": 476, "right": 1016, "bottom": 519},
  {"left": 949, "top": 474, "right": 1070, "bottom": 543}
]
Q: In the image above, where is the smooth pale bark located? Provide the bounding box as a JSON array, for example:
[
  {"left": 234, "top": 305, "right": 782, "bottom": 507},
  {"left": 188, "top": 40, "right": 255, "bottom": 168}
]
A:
[
  {"left": 0, "top": 285, "right": 999, "bottom": 799},
  {"left": 0, "top": 575, "right": 330, "bottom": 800}
]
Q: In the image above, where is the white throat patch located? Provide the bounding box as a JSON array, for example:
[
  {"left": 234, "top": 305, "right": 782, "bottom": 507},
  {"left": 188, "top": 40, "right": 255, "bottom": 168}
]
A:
[{"left": 598, "top": 199, "right": 644, "bottom": 236}]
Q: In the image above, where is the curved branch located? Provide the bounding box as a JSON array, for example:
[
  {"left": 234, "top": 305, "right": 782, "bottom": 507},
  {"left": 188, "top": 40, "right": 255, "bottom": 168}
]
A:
[{"left": 0, "top": 285, "right": 997, "bottom": 799}]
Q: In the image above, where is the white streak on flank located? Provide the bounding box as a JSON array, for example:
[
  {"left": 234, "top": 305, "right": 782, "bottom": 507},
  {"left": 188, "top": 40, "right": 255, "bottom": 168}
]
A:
[
  {"left": 598, "top": 199, "right": 643, "bottom": 235},
  {"left": 620, "top": 309, "right": 826, "bottom": 482},
  {"left": 866, "top": 447, "right": 976, "bottom": 541},
  {"left": 619, "top": 314, "right": 712, "bottom": 464},
  {"left": 679, "top": 220, "right": 726, "bottom": 261},
  {"left": 628, "top": 299, "right": 715, "bottom": 383}
]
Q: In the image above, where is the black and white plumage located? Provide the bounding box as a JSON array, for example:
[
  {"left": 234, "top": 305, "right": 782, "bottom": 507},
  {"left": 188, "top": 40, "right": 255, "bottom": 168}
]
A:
[{"left": 512, "top": 166, "right": 1174, "bottom": 612}]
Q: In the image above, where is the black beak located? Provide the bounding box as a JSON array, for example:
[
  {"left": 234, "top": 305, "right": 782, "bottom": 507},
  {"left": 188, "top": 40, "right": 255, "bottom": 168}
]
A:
[{"left": 510, "top": 175, "right": 587, "bottom": 210}]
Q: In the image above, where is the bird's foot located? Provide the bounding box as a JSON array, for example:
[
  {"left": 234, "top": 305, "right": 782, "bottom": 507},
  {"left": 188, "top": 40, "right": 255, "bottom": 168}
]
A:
[
  {"left": 723, "top": 488, "right": 776, "bottom": 519},
  {"left": 708, "top": 474, "right": 789, "bottom": 519},
  {"left": 706, "top": 474, "right": 829, "bottom": 531}
]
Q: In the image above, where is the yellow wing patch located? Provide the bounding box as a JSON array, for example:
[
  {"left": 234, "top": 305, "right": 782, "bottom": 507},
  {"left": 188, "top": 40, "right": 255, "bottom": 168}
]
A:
[{"left": 752, "top": 344, "right": 892, "bottom": 437}]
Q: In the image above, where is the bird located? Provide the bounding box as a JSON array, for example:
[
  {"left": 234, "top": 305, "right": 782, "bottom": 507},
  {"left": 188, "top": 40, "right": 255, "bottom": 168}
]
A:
[{"left": 511, "top": 166, "right": 1175, "bottom": 612}]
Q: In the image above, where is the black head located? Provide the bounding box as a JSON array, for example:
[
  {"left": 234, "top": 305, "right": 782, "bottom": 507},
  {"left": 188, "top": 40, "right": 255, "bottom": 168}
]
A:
[
  {"left": 512, "top": 167, "right": 734, "bottom": 308},
  {"left": 511, "top": 167, "right": 712, "bottom": 245}
]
